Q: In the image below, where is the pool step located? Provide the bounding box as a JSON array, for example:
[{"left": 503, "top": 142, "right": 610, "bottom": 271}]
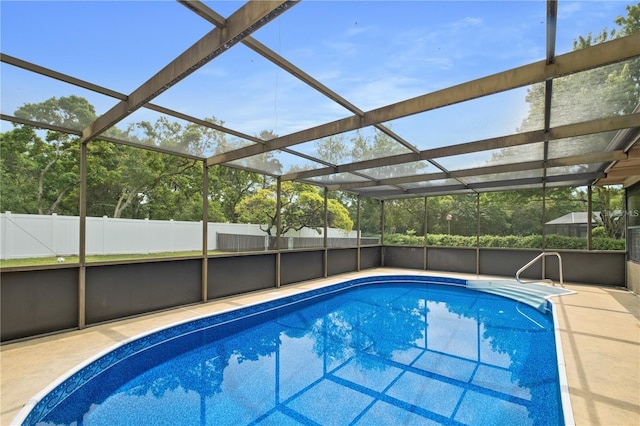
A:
[{"left": 466, "top": 279, "right": 576, "bottom": 311}]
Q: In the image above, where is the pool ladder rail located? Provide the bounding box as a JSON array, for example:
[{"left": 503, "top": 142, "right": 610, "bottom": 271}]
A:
[
  {"left": 516, "top": 251, "right": 564, "bottom": 287},
  {"left": 468, "top": 252, "right": 573, "bottom": 312}
]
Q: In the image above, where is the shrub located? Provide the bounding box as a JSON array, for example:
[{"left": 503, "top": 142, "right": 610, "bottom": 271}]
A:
[
  {"left": 592, "top": 237, "right": 625, "bottom": 251},
  {"left": 384, "top": 233, "right": 424, "bottom": 245},
  {"left": 383, "top": 232, "right": 624, "bottom": 251},
  {"left": 544, "top": 234, "right": 587, "bottom": 250},
  {"left": 592, "top": 226, "right": 606, "bottom": 238}
]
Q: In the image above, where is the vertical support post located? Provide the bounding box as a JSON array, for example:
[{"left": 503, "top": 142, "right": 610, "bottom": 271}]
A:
[
  {"left": 323, "top": 187, "right": 328, "bottom": 278},
  {"left": 423, "top": 196, "right": 428, "bottom": 270},
  {"left": 78, "top": 141, "right": 87, "bottom": 329},
  {"left": 276, "top": 177, "right": 282, "bottom": 287},
  {"left": 380, "top": 200, "right": 385, "bottom": 267},
  {"left": 587, "top": 185, "right": 593, "bottom": 250},
  {"left": 622, "top": 186, "right": 628, "bottom": 244},
  {"left": 356, "top": 195, "right": 361, "bottom": 271},
  {"left": 202, "top": 161, "right": 209, "bottom": 303},
  {"left": 541, "top": 184, "right": 547, "bottom": 279},
  {"left": 476, "top": 193, "right": 481, "bottom": 275}
]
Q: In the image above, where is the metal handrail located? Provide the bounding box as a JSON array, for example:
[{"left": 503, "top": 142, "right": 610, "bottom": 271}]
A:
[{"left": 516, "top": 251, "right": 564, "bottom": 286}]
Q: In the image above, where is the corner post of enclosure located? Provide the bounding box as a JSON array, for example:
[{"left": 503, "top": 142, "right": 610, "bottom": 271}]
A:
[
  {"left": 276, "top": 177, "right": 282, "bottom": 287},
  {"left": 78, "top": 141, "right": 87, "bottom": 329},
  {"left": 323, "top": 187, "right": 328, "bottom": 278},
  {"left": 423, "top": 196, "right": 428, "bottom": 270},
  {"left": 587, "top": 185, "right": 593, "bottom": 250},
  {"left": 202, "top": 162, "right": 209, "bottom": 303},
  {"left": 380, "top": 200, "right": 385, "bottom": 267},
  {"left": 356, "top": 195, "right": 361, "bottom": 271}
]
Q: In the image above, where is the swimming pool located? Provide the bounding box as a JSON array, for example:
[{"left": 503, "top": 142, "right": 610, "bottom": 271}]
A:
[{"left": 16, "top": 275, "right": 573, "bottom": 425}]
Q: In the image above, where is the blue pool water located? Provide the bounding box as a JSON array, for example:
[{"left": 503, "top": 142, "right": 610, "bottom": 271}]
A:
[{"left": 23, "top": 276, "right": 566, "bottom": 425}]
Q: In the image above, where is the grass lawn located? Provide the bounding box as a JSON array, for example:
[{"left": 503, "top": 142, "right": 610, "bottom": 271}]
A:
[{"left": 0, "top": 251, "right": 225, "bottom": 268}]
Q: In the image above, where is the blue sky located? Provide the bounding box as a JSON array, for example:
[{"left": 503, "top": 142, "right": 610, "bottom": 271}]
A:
[{"left": 0, "top": 0, "right": 633, "bottom": 164}]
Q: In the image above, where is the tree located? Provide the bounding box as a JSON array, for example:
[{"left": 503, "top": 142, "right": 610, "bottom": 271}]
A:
[
  {"left": 520, "top": 3, "right": 639, "bottom": 135},
  {"left": 426, "top": 194, "right": 477, "bottom": 237},
  {"left": 206, "top": 129, "right": 277, "bottom": 224},
  {"left": 498, "top": 3, "right": 638, "bottom": 242},
  {"left": 214, "top": 129, "right": 283, "bottom": 176},
  {"left": 573, "top": 3, "right": 640, "bottom": 112},
  {"left": 235, "top": 182, "right": 353, "bottom": 238},
  {"left": 312, "top": 128, "right": 426, "bottom": 181},
  {"left": 2, "top": 96, "right": 215, "bottom": 219},
  {"left": 593, "top": 185, "right": 625, "bottom": 238},
  {"left": 2, "top": 96, "right": 99, "bottom": 215},
  {"left": 384, "top": 198, "right": 425, "bottom": 235},
  {"left": 311, "top": 128, "right": 426, "bottom": 233},
  {"left": 0, "top": 126, "right": 44, "bottom": 213},
  {"left": 209, "top": 165, "right": 265, "bottom": 223},
  {"left": 90, "top": 118, "right": 203, "bottom": 219}
]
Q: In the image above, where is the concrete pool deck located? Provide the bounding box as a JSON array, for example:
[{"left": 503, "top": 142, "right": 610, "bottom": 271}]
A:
[{"left": 1, "top": 268, "right": 638, "bottom": 425}]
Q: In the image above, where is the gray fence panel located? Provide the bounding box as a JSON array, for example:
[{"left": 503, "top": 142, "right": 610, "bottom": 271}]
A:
[
  {"left": 1, "top": 268, "right": 78, "bottom": 341},
  {"left": 216, "top": 233, "right": 377, "bottom": 252},
  {"left": 207, "top": 254, "right": 276, "bottom": 299},
  {"left": 280, "top": 250, "right": 324, "bottom": 285},
  {"left": 544, "top": 250, "right": 625, "bottom": 286},
  {"left": 384, "top": 246, "right": 425, "bottom": 270},
  {"left": 217, "top": 233, "right": 267, "bottom": 252},
  {"left": 85, "top": 260, "right": 201, "bottom": 325},
  {"left": 427, "top": 247, "right": 477, "bottom": 274},
  {"left": 328, "top": 238, "right": 356, "bottom": 248},
  {"left": 360, "top": 246, "right": 382, "bottom": 270},
  {"left": 327, "top": 248, "right": 358, "bottom": 276},
  {"left": 292, "top": 237, "right": 325, "bottom": 249},
  {"left": 479, "top": 248, "right": 543, "bottom": 279},
  {"left": 1, "top": 246, "right": 626, "bottom": 343}
]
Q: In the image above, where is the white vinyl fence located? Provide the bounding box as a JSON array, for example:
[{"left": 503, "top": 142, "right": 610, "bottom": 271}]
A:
[{"left": 0, "top": 212, "right": 359, "bottom": 260}]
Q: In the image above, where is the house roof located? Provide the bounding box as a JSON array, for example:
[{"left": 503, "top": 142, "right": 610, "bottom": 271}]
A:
[{"left": 546, "top": 212, "right": 600, "bottom": 225}]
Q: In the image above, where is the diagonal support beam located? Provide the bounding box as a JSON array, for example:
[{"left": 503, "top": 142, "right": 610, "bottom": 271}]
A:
[
  {"left": 81, "top": 0, "right": 298, "bottom": 143},
  {"left": 178, "top": 0, "right": 364, "bottom": 116},
  {"left": 179, "top": 1, "right": 420, "bottom": 157},
  {"left": 207, "top": 32, "right": 640, "bottom": 166},
  {"left": 0, "top": 53, "right": 267, "bottom": 146}
]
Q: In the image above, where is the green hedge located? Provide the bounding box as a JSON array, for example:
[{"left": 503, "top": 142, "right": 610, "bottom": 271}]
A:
[{"left": 383, "top": 233, "right": 625, "bottom": 250}]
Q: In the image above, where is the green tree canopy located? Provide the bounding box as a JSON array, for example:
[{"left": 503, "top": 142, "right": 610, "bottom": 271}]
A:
[
  {"left": 235, "top": 182, "right": 353, "bottom": 236},
  {"left": 2, "top": 96, "right": 97, "bottom": 214}
]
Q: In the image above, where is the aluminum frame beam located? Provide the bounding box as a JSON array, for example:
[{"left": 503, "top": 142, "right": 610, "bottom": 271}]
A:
[
  {"left": 0, "top": 53, "right": 344, "bottom": 169},
  {"left": 283, "top": 112, "right": 640, "bottom": 182},
  {"left": 178, "top": 0, "right": 421, "bottom": 155},
  {"left": 0, "top": 53, "right": 267, "bottom": 146},
  {"left": 359, "top": 172, "right": 605, "bottom": 199},
  {"left": 207, "top": 33, "right": 640, "bottom": 166},
  {"left": 322, "top": 151, "right": 626, "bottom": 191},
  {"left": 80, "top": 0, "right": 298, "bottom": 143},
  {"left": 0, "top": 113, "right": 204, "bottom": 161}
]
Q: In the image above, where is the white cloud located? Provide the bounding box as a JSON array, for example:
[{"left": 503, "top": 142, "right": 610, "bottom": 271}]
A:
[
  {"left": 345, "top": 26, "right": 367, "bottom": 37},
  {"left": 323, "top": 40, "right": 361, "bottom": 57},
  {"left": 558, "top": 2, "right": 583, "bottom": 20},
  {"left": 448, "top": 16, "right": 483, "bottom": 33},
  {"left": 340, "top": 74, "right": 428, "bottom": 111}
]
